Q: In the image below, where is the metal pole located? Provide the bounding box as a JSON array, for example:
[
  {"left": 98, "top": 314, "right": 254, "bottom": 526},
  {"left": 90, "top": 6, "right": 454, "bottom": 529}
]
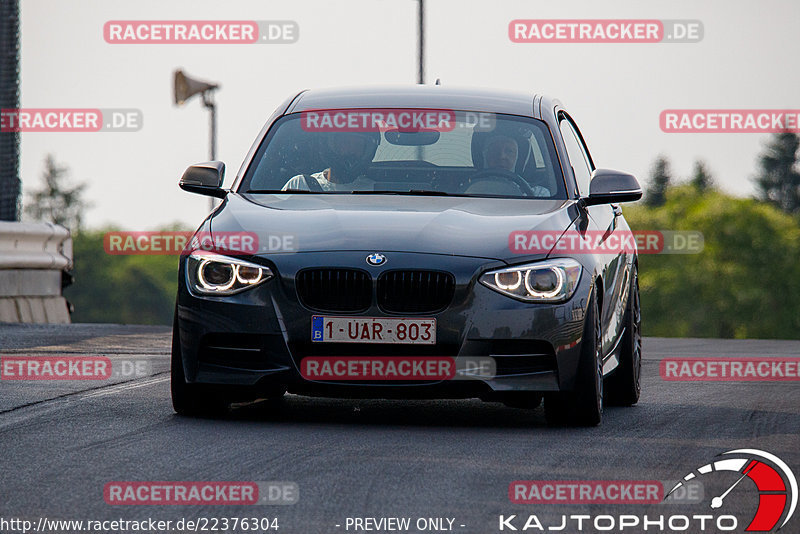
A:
[
  {"left": 415, "top": 0, "right": 426, "bottom": 162},
  {"left": 0, "top": 0, "right": 21, "bottom": 220},
  {"left": 208, "top": 102, "right": 216, "bottom": 161},
  {"left": 204, "top": 94, "right": 217, "bottom": 212},
  {"left": 417, "top": 0, "right": 424, "bottom": 85}
]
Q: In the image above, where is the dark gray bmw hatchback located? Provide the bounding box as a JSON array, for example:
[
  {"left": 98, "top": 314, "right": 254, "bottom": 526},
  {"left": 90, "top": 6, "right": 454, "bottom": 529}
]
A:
[{"left": 172, "top": 85, "right": 643, "bottom": 426}]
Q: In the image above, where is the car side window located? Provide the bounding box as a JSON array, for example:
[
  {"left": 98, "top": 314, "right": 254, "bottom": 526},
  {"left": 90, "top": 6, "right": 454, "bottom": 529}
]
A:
[{"left": 559, "top": 117, "right": 593, "bottom": 196}]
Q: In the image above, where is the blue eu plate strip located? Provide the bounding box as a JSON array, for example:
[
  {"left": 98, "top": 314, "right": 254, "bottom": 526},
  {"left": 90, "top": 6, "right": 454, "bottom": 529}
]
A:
[{"left": 311, "top": 315, "right": 324, "bottom": 341}]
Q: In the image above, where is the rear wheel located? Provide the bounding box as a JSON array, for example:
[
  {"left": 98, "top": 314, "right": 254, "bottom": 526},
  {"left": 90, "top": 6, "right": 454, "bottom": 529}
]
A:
[
  {"left": 605, "top": 264, "right": 642, "bottom": 406},
  {"left": 171, "top": 312, "right": 229, "bottom": 417},
  {"left": 545, "top": 285, "right": 603, "bottom": 426}
]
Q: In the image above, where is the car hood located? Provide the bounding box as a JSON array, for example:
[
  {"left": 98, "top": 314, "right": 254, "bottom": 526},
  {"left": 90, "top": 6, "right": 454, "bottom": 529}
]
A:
[{"left": 209, "top": 193, "right": 580, "bottom": 262}]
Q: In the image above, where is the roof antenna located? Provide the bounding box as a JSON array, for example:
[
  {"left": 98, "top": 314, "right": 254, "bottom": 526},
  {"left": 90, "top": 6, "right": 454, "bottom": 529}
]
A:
[{"left": 434, "top": 78, "right": 441, "bottom": 85}]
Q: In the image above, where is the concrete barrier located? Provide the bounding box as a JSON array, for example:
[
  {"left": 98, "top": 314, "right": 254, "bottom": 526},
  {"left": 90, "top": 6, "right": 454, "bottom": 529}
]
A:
[{"left": 0, "top": 221, "right": 72, "bottom": 323}]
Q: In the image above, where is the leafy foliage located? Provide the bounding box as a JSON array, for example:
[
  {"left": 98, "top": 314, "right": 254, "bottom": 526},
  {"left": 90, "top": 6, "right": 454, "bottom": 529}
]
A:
[
  {"left": 25, "top": 155, "right": 91, "bottom": 231},
  {"left": 691, "top": 160, "right": 714, "bottom": 192},
  {"left": 625, "top": 185, "right": 800, "bottom": 339},
  {"left": 644, "top": 155, "right": 672, "bottom": 207},
  {"left": 63, "top": 228, "right": 181, "bottom": 325},
  {"left": 753, "top": 131, "right": 800, "bottom": 214}
]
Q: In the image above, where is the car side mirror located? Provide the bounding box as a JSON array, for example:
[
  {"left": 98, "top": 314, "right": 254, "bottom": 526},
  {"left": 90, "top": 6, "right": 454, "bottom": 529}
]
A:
[
  {"left": 179, "top": 161, "right": 227, "bottom": 198},
  {"left": 584, "top": 168, "right": 642, "bottom": 206}
]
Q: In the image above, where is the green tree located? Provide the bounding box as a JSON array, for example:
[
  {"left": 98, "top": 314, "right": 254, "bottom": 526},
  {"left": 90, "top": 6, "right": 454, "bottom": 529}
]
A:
[
  {"left": 753, "top": 131, "right": 800, "bottom": 214},
  {"left": 63, "top": 227, "right": 186, "bottom": 325},
  {"left": 644, "top": 156, "right": 672, "bottom": 207},
  {"left": 690, "top": 160, "right": 714, "bottom": 192},
  {"left": 25, "top": 154, "right": 91, "bottom": 231},
  {"left": 625, "top": 185, "right": 800, "bottom": 339}
]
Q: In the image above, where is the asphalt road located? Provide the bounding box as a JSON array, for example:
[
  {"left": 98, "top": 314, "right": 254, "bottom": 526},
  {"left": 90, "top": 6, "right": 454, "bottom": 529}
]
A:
[{"left": 1, "top": 324, "right": 799, "bottom": 534}]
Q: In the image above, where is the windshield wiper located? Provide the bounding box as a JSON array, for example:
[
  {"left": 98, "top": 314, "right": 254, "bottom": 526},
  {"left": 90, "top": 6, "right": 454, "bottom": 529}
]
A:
[
  {"left": 352, "top": 190, "right": 459, "bottom": 196},
  {"left": 245, "top": 189, "right": 315, "bottom": 194},
  {"left": 246, "top": 189, "right": 463, "bottom": 196}
]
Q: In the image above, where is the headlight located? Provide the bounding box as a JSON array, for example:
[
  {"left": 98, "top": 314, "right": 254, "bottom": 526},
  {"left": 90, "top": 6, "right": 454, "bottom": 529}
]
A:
[
  {"left": 479, "top": 259, "right": 582, "bottom": 302},
  {"left": 187, "top": 251, "right": 273, "bottom": 295}
]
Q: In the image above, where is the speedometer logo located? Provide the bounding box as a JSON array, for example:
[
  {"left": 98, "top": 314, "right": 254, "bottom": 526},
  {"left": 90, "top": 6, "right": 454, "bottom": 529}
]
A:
[{"left": 666, "top": 449, "right": 797, "bottom": 531}]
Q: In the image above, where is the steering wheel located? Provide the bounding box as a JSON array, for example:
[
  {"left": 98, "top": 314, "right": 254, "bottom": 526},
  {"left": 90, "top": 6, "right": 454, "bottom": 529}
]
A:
[{"left": 466, "top": 169, "right": 537, "bottom": 197}]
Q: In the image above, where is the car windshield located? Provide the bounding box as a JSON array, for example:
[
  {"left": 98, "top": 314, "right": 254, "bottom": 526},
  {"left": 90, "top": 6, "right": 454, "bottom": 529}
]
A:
[{"left": 239, "top": 109, "right": 565, "bottom": 199}]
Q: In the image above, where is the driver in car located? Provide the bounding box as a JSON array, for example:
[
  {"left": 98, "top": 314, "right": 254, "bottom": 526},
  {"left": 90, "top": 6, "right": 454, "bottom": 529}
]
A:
[
  {"left": 477, "top": 134, "right": 550, "bottom": 197},
  {"left": 282, "top": 132, "right": 378, "bottom": 192},
  {"left": 485, "top": 135, "right": 519, "bottom": 173}
]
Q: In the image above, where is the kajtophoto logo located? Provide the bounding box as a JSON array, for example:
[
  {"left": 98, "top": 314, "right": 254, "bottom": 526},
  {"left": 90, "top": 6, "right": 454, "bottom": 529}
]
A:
[
  {"left": 499, "top": 450, "right": 796, "bottom": 532},
  {"left": 666, "top": 449, "right": 797, "bottom": 532}
]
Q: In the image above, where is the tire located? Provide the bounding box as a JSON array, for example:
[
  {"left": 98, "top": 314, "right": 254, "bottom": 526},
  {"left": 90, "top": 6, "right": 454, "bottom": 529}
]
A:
[
  {"left": 171, "top": 311, "right": 229, "bottom": 417},
  {"left": 545, "top": 285, "right": 603, "bottom": 426},
  {"left": 605, "top": 264, "right": 642, "bottom": 406}
]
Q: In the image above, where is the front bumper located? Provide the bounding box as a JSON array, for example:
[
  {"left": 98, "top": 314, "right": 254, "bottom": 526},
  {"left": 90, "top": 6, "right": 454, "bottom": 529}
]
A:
[{"left": 176, "top": 251, "right": 591, "bottom": 399}]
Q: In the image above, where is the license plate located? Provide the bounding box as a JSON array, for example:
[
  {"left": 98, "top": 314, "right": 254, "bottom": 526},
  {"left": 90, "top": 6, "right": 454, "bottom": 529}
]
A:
[{"left": 311, "top": 316, "right": 436, "bottom": 344}]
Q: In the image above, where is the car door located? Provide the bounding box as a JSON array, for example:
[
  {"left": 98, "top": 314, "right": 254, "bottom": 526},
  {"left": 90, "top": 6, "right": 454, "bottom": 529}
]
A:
[{"left": 558, "top": 112, "right": 628, "bottom": 361}]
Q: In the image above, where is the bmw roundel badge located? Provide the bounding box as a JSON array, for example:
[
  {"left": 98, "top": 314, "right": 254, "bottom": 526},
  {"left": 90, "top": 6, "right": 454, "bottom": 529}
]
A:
[{"left": 366, "top": 253, "right": 387, "bottom": 266}]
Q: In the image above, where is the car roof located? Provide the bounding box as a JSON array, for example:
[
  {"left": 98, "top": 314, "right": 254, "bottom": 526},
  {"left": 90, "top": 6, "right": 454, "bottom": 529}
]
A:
[{"left": 285, "top": 85, "right": 545, "bottom": 117}]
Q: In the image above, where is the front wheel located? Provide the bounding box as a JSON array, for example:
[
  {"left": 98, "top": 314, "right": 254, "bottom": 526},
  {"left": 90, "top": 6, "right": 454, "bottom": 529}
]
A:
[
  {"left": 545, "top": 285, "right": 603, "bottom": 426},
  {"left": 605, "top": 264, "right": 642, "bottom": 406}
]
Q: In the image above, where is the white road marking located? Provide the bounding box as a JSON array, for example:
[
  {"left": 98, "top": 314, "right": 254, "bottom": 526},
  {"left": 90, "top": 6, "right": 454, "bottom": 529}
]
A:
[{"left": 82, "top": 375, "right": 169, "bottom": 399}]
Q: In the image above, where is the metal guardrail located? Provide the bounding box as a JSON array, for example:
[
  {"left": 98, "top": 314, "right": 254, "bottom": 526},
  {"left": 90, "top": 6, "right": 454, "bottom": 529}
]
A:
[{"left": 0, "top": 221, "right": 72, "bottom": 270}]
